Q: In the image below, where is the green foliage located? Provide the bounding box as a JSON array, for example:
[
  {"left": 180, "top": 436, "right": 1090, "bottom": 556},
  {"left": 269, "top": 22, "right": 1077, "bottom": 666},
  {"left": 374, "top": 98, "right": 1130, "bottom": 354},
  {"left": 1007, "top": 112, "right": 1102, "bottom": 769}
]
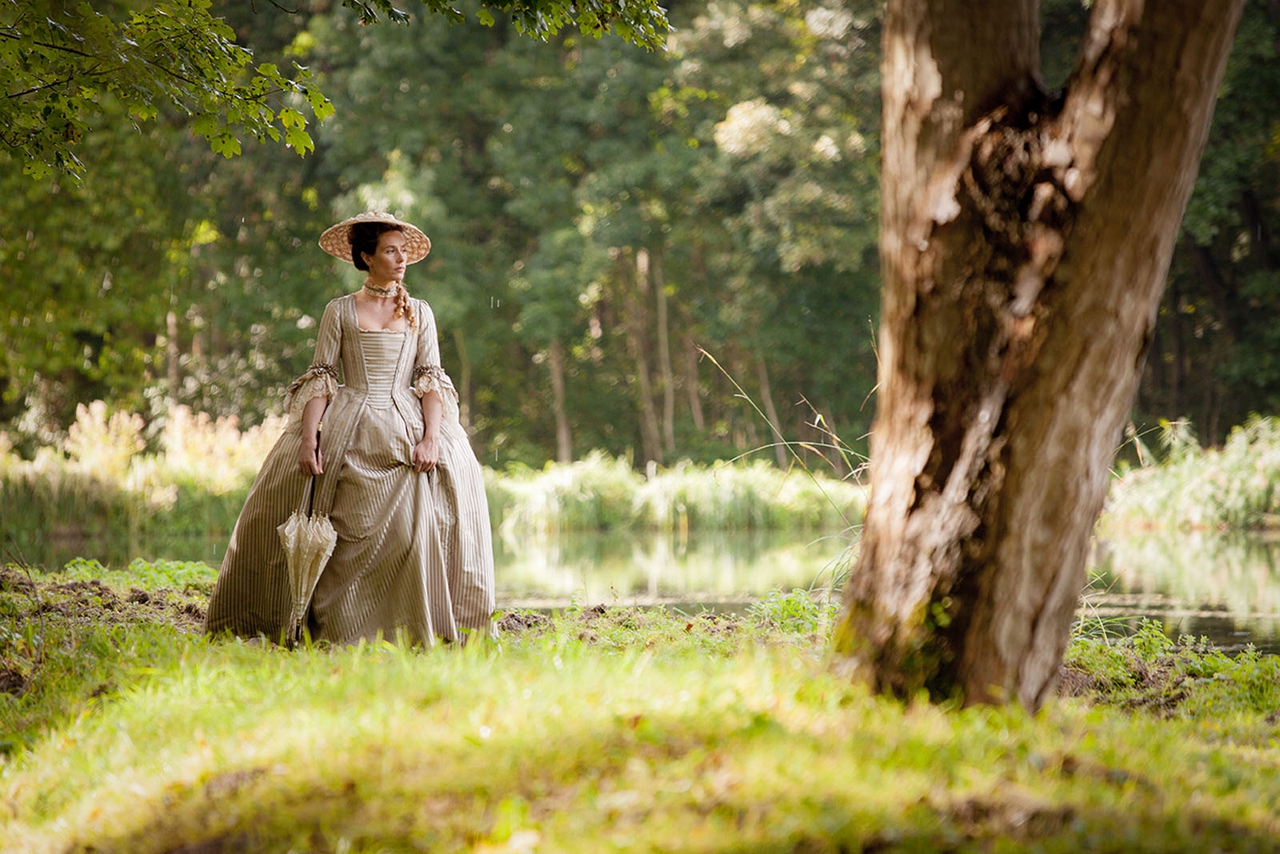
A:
[
  {"left": 1104, "top": 414, "right": 1280, "bottom": 531},
  {"left": 6, "top": 0, "right": 1274, "bottom": 470},
  {"left": 1064, "top": 619, "right": 1280, "bottom": 721},
  {"left": 489, "top": 451, "right": 866, "bottom": 534},
  {"left": 343, "top": 0, "right": 669, "bottom": 47},
  {"left": 58, "top": 557, "right": 218, "bottom": 593},
  {"left": 1136, "top": 2, "right": 1280, "bottom": 442},
  {"left": 633, "top": 459, "right": 865, "bottom": 531},
  {"left": 1, "top": 0, "right": 887, "bottom": 471},
  {"left": 1, "top": 410, "right": 864, "bottom": 577},
  {"left": 1, "top": 0, "right": 334, "bottom": 178},
  {"left": 748, "top": 587, "right": 835, "bottom": 634}
]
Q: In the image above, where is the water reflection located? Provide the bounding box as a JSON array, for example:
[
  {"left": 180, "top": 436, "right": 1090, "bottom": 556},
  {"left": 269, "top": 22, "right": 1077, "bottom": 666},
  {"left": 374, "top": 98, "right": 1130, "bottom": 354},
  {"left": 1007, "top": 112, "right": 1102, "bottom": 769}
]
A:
[
  {"left": 495, "top": 529, "right": 853, "bottom": 606},
  {"left": 1087, "top": 533, "right": 1280, "bottom": 653},
  {"left": 17, "top": 522, "right": 1280, "bottom": 653}
]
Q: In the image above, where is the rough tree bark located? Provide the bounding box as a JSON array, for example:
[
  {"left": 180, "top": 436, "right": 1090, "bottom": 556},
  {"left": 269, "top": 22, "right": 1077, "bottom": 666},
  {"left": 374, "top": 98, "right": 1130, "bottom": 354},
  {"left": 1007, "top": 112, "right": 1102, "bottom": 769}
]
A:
[{"left": 832, "top": 0, "right": 1243, "bottom": 710}]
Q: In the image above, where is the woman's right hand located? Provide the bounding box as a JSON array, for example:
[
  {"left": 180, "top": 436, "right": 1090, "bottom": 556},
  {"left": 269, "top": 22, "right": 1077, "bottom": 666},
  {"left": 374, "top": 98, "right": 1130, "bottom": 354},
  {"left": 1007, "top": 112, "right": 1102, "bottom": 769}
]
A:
[{"left": 298, "top": 440, "right": 323, "bottom": 476}]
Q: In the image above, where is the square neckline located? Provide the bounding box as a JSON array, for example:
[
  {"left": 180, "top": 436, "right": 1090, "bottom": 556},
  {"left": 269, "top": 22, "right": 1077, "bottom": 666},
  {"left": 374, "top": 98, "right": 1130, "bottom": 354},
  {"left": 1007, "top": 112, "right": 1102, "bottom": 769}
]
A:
[{"left": 349, "top": 293, "right": 410, "bottom": 334}]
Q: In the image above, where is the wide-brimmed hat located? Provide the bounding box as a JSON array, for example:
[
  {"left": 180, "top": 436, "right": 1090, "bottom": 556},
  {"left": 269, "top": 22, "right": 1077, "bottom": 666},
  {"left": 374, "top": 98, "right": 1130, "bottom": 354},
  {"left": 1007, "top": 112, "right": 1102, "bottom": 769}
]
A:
[{"left": 318, "top": 211, "right": 432, "bottom": 265}]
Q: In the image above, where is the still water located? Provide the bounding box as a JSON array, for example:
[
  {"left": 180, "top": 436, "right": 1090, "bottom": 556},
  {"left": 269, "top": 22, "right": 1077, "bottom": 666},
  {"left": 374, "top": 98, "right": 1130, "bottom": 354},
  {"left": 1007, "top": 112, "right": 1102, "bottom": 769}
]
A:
[{"left": 19, "top": 528, "right": 1280, "bottom": 653}]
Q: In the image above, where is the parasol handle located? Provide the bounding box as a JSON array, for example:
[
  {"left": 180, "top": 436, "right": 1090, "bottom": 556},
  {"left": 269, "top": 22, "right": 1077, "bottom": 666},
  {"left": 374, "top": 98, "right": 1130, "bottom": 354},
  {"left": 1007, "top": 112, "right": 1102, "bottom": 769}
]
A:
[
  {"left": 306, "top": 474, "right": 318, "bottom": 519},
  {"left": 306, "top": 428, "right": 321, "bottom": 518}
]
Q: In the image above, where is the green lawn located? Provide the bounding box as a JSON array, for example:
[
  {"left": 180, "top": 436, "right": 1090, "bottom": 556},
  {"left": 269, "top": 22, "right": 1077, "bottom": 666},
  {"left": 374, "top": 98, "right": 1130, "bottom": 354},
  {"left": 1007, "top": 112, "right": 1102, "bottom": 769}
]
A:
[{"left": 2, "top": 561, "right": 1279, "bottom": 853}]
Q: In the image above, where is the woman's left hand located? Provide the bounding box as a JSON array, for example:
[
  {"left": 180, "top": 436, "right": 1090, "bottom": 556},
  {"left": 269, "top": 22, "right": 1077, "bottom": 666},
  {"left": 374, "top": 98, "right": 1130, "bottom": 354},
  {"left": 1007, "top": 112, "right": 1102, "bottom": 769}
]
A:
[{"left": 412, "top": 433, "right": 440, "bottom": 473}]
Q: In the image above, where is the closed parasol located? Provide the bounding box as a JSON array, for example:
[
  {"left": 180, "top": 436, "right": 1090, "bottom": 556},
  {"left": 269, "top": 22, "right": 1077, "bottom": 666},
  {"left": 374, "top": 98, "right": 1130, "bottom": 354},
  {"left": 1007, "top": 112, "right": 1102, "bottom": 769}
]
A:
[{"left": 277, "top": 474, "right": 336, "bottom": 646}]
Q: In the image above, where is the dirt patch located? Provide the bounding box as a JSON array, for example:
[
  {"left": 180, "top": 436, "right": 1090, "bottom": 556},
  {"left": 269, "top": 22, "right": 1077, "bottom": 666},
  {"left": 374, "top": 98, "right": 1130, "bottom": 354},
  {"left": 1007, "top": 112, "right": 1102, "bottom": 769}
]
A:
[
  {"left": 0, "top": 666, "right": 26, "bottom": 695},
  {"left": 945, "top": 790, "right": 1075, "bottom": 841},
  {"left": 0, "top": 566, "right": 206, "bottom": 636},
  {"left": 166, "top": 835, "right": 252, "bottom": 854},
  {"left": 496, "top": 610, "right": 552, "bottom": 635},
  {"left": 204, "top": 767, "right": 268, "bottom": 800},
  {"left": 1056, "top": 666, "right": 1095, "bottom": 698}
]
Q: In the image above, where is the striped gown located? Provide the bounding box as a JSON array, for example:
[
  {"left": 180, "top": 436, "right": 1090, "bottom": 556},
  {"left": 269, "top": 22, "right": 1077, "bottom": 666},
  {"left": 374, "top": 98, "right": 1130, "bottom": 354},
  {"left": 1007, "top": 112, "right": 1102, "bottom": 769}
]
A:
[{"left": 204, "top": 294, "right": 495, "bottom": 645}]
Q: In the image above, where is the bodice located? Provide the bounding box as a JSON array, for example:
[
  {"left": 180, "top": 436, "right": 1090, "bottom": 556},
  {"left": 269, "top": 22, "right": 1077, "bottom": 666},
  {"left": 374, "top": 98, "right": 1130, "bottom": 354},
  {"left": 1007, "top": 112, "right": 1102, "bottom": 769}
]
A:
[{"left": 359, "top": 330, "right": 406, "bottom": 407}]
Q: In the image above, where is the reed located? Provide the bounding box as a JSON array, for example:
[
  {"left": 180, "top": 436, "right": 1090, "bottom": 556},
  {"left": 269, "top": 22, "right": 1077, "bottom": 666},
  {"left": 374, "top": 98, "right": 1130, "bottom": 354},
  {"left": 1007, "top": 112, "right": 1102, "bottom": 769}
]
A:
[
  {"left": 1104, "top": 415, "right": 1280, "bottom": 533},
  {"left": 3, "top": 407, "right": 866, "bottom": 572}
]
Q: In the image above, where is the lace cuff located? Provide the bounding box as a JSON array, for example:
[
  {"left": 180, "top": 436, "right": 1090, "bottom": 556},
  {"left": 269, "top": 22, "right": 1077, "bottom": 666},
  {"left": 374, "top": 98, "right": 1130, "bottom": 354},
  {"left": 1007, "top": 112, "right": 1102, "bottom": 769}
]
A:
[
  {"left": 284, "top": 364, "right": 339, "bottom": 423},
  {"left": 411, "top": 364, "right": 459, "bottom": 402}
]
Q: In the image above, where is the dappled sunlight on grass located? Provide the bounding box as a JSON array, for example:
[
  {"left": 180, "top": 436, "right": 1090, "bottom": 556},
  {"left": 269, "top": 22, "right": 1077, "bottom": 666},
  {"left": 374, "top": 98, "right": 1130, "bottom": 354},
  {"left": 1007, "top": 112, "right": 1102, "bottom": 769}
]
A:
[{"left": 4, "top": 569, "right": 1280, "bottom": 852}]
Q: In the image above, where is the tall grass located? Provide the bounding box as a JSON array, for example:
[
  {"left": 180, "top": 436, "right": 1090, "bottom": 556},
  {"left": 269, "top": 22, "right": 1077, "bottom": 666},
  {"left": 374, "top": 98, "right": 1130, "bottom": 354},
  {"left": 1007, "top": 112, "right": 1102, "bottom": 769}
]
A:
[
  {"left": 1103, "top": 415, "right": 1280, "bottom": 533},
  {"left": 2, "top": 405, "right": 866, "bottom": 572},
  {"left": 0, "top": 404, "right": 282, "bottom": 564},
  {"left": 489, "top": 452, "right": 865, "bottom": 537}
]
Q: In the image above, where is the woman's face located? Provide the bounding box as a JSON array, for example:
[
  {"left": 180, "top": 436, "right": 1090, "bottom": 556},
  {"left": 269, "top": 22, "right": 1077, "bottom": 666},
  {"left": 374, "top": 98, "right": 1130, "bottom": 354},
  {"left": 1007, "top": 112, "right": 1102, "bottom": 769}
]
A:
[{"left": 361, "top": 229, "right": 408, "bottom": 284}]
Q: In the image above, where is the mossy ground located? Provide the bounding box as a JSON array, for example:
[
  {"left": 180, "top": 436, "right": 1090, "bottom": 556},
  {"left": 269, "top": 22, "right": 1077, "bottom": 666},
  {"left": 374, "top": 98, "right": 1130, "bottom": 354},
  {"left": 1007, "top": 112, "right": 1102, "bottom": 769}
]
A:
[{"left": 2, "top": 562, "right": 1280, "bottom": 853}]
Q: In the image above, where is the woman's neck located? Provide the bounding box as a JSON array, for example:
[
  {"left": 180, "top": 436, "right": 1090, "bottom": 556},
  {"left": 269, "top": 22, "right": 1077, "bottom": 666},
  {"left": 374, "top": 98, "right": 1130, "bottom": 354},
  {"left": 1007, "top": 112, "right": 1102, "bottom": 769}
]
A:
[{"left": 362, "top": 278, "right": 400, "bottom": 298}]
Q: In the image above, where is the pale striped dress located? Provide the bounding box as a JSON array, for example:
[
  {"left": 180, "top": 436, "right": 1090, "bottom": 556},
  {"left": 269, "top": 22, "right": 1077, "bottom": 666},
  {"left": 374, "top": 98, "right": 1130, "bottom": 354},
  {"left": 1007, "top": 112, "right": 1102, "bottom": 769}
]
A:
[{"left": 204, "top": 294, "right": 495, "bottom": 645}]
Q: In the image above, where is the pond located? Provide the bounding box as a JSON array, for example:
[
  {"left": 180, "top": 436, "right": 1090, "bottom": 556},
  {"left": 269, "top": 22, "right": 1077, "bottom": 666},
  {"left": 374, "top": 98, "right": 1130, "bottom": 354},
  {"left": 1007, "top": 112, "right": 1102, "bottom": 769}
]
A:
[
  {"left": 494, "top": 528, "right": 1280, "bottom": 654},
  {"left": 16, "top": 527, "right": 1280, "bottom": 653}
]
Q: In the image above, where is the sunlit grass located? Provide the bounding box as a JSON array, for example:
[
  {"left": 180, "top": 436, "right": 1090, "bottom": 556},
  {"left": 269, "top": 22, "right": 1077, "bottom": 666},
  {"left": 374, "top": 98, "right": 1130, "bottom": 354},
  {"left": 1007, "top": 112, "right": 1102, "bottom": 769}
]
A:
[{"left": 4, "top": 568, "right": 1280, "bottom": 852}]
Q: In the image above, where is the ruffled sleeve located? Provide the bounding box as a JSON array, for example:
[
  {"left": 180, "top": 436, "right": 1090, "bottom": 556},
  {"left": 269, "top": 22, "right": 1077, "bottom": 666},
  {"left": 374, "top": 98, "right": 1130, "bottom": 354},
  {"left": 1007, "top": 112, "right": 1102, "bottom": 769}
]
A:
[
  {"left": 283, "top": 299, "right": 343, "bottom": 425},
  {"left": 285, "top": 364, "right": 340, "bottom": 424},
  {"left": 411, "top": 364, "right": 458, "bottom": 402},
  {"left": 412, "top": 299, "right": 461, "bottom": 424}
]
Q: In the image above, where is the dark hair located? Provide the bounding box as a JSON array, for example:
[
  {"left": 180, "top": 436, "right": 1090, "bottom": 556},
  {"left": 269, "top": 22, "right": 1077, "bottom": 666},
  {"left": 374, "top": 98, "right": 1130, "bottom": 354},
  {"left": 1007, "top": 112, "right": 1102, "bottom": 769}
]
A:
[{"left": 349, "top": 222, "right": 405, "bottom": 271}]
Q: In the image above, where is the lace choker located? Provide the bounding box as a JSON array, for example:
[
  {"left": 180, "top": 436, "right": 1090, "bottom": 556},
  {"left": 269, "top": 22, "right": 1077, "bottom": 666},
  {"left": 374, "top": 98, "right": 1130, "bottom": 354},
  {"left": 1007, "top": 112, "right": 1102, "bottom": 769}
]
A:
[{"left": 362, "top": 280, "right": 399, "bottom": 299}]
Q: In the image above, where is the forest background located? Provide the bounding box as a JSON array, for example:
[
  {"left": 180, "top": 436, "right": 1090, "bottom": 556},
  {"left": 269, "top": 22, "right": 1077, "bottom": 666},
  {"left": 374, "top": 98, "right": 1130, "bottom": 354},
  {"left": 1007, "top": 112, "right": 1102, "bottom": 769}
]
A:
[{"left": 1, "top": 0, "right": 1277, "bottom": 472}]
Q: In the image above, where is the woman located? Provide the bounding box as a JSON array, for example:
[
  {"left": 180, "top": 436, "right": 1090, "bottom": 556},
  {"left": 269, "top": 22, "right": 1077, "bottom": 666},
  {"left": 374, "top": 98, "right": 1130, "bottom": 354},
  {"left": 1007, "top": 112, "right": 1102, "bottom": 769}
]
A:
[{"left": 205, "top": 211, "right": 495, "bottom": 645}]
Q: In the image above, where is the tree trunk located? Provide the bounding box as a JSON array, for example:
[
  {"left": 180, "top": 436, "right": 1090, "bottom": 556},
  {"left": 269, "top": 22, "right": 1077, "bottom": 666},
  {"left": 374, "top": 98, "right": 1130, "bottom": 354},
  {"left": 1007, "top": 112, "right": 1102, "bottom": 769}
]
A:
[
  {"left": 683, "top": 334, "right": 706, "bottom": 431},
  {"left": 755, "top": 355, "right": 788, "bottom": 468},
  {"left": 547, "top": 337, "right": 573, "bottom": 463},
  {"left": 451, "top": 328, "right": 472, "bottom": 431},
  {"left": 653, "top": 250, "right": 677, "bottom": 456},
  {"left": 166, "top": 309, "right": 180, "bottom": 395},
  {"left": 833, "top": 0, "right": 1243, "bottom": 710},
  {"left": 1185, "top": 235, "right": 1240, "bottom": 342},
  {"left": 1165, "top": 279, "right": 1182, "bottom": 417},
  {"left": 629, "top": 249, "right": 664, "bottom": 465}
]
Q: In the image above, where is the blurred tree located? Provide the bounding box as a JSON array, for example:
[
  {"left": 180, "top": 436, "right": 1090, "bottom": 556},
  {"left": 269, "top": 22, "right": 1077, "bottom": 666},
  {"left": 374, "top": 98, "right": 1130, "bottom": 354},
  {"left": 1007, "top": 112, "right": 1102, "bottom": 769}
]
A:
[
  {"left": 833, "top": 0, "right": 1243, "bottom": 710},
  {"left": 664, "top": 0, "right": 882, "bottom": 469},
  {"left": 7, "top": 0, "right": 1269, "bottom": 485}
]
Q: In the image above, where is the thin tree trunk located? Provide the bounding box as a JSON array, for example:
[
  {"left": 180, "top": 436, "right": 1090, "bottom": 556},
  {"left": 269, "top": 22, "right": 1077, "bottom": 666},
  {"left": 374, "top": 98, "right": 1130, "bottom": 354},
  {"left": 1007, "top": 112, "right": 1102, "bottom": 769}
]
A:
[
  {"left": 1241, "top": 189, "right": 1278, "bottom": 271},
  {"left": 653, "top": 251, "right": 677, "bottom": 456},
  {"left": 166, "top": 309, "right": 180, "bottom": 395},
  {"left": 452, "top": 328, "right": 472, "bottom": 431},
  {"left": 833, "top": 0, "right": 1243, "bottom": 710},
  {"left": 683, "top": 334, "right": 706, "bottom": 431},
  {"left": 547, "top": 338, "right": 573, "bottom": 463},
  {"left": 629, "top": 249, "right": 664, "bottom": 465},
  {"left": 755, "top": 356, "right": 788, "bottom": 468}
]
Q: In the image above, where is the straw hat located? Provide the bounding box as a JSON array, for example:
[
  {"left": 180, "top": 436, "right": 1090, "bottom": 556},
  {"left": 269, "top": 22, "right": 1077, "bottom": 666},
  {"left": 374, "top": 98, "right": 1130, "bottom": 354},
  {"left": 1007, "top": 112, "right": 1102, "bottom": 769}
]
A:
[{"left": 318, "top": 211, "right": 432, "bottom": 265}]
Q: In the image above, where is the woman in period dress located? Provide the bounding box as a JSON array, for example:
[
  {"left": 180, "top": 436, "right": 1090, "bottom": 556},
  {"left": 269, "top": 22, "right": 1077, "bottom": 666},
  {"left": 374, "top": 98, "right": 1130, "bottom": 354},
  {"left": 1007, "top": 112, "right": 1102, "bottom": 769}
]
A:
[{"left": 204, "top": 211, "right": 495, "bottom": 645}]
